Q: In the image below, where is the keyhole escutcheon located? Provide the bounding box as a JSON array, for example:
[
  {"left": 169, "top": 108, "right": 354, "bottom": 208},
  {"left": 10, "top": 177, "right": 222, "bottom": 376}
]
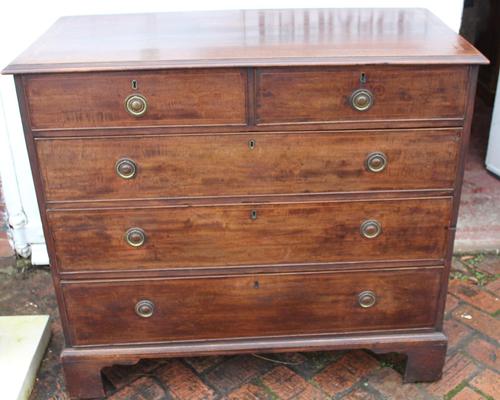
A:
[{"left": 250, "top": 209, "right": 258, "bottom": 220}]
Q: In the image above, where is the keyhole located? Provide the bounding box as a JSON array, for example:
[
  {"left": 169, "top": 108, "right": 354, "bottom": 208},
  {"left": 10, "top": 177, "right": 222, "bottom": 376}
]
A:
[
  {"left": 250, "top": 210, "right": 257, "bottom": 220},
  {"left": 360, "top": 73, "right": 367, "bottom": 84},
  {"left": 131, "top": 80, "right": 138, "bottom": 90},
  {"left": 248, "top": 139, "right": 256, "bottom": 150},
  {"left": 254, "top": 280, "right": 260, "bottom": 289}
]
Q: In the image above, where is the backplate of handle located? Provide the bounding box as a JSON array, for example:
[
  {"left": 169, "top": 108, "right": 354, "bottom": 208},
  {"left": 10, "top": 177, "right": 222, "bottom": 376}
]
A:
[
  {"left": 365, "top": 152, "right": 387, "bottom": 173},
  {"left": 115, "top": 158, "right": 137, "bottom": 179},
  {"left": 125, "top": 227, "right": 146, "bottom": 247},
  {"left": 135, "top": 299, "right": 155, "bottom": 317},
  {"left": 350, "top": 88, "right": 373, "bottom": 111},
  {"left": 358, "top": 291, "right": 377, "bottom": 308},
  {"left": 360, "top": 220, "right": 382, "bottom": 239},
  {"left": 125, "top": 94, "right": 148, "bottom": 117}
]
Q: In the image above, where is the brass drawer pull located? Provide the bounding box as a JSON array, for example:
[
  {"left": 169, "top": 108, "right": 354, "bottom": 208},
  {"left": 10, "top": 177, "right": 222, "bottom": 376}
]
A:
[
  {"left": 350, "top": 88, "right": 373, "bottom": 111},
  {"left": 135, "top": 300, "right": 155, "bottom": 318},
  {"left": 115, "top": 158, "right": 137, "bottom": 179},
  {"left": 365, "top": 152, "right": 387, "bottom": 173},
  {"left": 360, "top": 220, "right": 382, "bottom": 239},
  {"left": 125, "top": 227, "right": 146, "bottom": 247},
  {"left": 358, "top": 291, "right": 377, "bottom": 308},
  {"left": 125, "top": 94, "right": 148, "bottom": 116}
]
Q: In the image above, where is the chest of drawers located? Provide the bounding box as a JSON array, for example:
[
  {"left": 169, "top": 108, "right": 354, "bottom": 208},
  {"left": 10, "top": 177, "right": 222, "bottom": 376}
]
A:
[{"left": 3, "top": 8, "right": 487, "bottom": 398}]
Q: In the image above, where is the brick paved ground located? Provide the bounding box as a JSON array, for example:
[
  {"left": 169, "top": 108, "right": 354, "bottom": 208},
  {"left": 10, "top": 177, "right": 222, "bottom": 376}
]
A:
[{"left": 0, "top": 254, "right": 498, "bottom": 400}]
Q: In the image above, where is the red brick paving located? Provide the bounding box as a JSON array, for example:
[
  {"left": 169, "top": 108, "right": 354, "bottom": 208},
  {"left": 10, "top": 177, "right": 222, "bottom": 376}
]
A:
[
  {"left": 262, "top": 366, "right": 325, "bottom": 399},
  {"left": 226, "top": 382, "right": 273, "bottom": 400},
  {"left": 443, "top": 319, "right": 473, "bottom": 350},
  {"left": 469, "top": 369, "right": 500, "bottom": 399},
  {"left": 452, "top": 304, "right": 500, "bottom": 341},
  {"left": 106, "top": 377, "right": 165, "bottom": 400},
  {"left": 452, "top": 387, "right": 485, "bottom": 400},
  {"left": 0, "top": 178, "right": 15, "bottom": 266},
  {"left": 423, "top": 352, "right": 480, "bottom": 397},
  {"left": 0, "top": 254, "right": 497, "bottom": 400},
  {"left": 486, "top": 278, "right": 500, "bottom": 295},
  {"left": 103, "top": 360, "right": 160, "bottom": 390},
  {"left": 204, "top": 355, "right": 272, "bottom": 394},
  {"left": 184, "top": 356, "right": 227, "bottom": 374},
  {"left": 340, "top": 388, "right": 379, "bottom": 400},
  {"left": 448, "top": 279, "right": 500, "bottom": 314},
  {"left": 312, "top": 350, "right": 379, "bottom": 397},
  {"left": 156, "top": 360, "right": 216, "bottom": 400},
  {"left": 466, "top": 337, "right": 500, "bottom": 371},
  {"left": 445, "top": 294, "right": 460, "bottom": 314},
  {"left": 0, "top": 232, "right": 15, "bottom": 260},
  {"left": 475, "top": 256, "right": 500, "bottom": 275},
  {"left": 366, "top": 367, "right": 428, "bottom": 400}
]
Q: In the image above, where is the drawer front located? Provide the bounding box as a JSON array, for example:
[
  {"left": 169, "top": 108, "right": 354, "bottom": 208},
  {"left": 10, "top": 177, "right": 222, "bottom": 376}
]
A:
[
  {"left": 62, "top": 268, "right": 442, "bottom": 345},
  {"left": 256, "top": 66, "right": 468, "bottom": 125},
  {"left": 37, "top": 129, "right": 460, "bottom": 202},
  {"left": 48, "top": 198, "right": 451, "bottom": 272},
  {"left": 23, "top": 69, "right": 247, "bottom": 129}
]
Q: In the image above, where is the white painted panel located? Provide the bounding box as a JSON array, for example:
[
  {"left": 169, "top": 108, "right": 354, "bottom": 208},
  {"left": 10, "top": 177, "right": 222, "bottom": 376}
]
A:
[
  {"left": 0, "top": 315, "right": 51, "bottom": 400},
  {"left": 0, "top": 0, "right": 465, "bottom": 264},
  {"left": 486, "top": 76, "right": 500, "bottom": 177}
]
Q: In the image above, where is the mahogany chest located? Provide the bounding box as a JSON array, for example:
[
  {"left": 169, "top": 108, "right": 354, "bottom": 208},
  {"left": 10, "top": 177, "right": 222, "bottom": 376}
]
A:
[{"left": 3, "top": 8, "right": 487, "bottom": 398}]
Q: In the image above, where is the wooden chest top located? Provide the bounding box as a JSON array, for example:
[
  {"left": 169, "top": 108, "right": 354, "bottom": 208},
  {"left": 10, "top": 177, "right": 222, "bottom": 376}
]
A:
[{"left": 2, "top": 8, "right": 487, "bottom": 74}]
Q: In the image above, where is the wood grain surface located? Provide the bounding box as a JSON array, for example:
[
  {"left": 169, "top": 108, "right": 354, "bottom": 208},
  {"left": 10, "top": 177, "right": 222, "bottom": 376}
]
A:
[
  {"left": 3, "top": 8, "right": 487, "bottom": 74},
  {"left": 61, "top": 267, "right": 443, "bottom": 345},
  {"left": 23, "top": 69, "right": 247, "bottom": 129},
  {"left": 36, "top": 129, "right": 461, "bottom": 202},
  {"left": 255, "top": 66, "right": 469, "bottom": 125},
  {"left": 47, "top": 198, "right": 452, "bottom": 272}
]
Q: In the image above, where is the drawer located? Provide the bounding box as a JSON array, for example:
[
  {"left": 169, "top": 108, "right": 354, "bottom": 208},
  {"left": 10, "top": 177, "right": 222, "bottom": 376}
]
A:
[
  {"left": 37, "top": 129, "right": 461, "bottom": 202},
  {"left": 48, "top": 198, "right": 451, "bottom": 273},
  {"left": 62, "top": 267, "right": 443, "bottom": 345},
  {"left": 256, "top": 66, "right": 468, "bottom": 125},
  {"left": 23, "top": 69, "right": 247, "bottom": 130}
]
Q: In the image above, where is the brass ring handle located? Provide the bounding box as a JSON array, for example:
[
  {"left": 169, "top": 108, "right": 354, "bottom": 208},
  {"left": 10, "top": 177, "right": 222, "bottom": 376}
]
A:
[
  {"left": 350, "top": 89, "right": 373, "bottom": 111},
  {"left": 115, "top": 158, "right": 137, "bottom": 179},
  {"left": 360, "top": 220, "right": 382, "bottom": 239},
  {"left": 125, "top": 94, "right": 148, "bottom": 117},
  {"left": 358, "top": 291, "right": 377, "bottom": 308},
  {"left": 125, "top": 227, "right": 146, "bottom": 247},
  {"left": 365, "top": 152, "right": 387, "bottom": 173},
  {"left": 135, "top": 300, "right": 155, "bottom": 318}
]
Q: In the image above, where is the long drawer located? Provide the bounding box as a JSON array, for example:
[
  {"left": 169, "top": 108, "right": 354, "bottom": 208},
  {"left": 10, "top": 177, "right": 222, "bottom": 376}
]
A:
[
  {"left": 255, "top": 65, "right": 468, "bottom": 125},
  {"left": 48, "top": 198, "right": 452, "bottom": 273},
  {"left": 22, "top": 69, "right": 247, "bottom": 130},
  {"left": 36, "top": 129, "right": 461, "bottom": 202},
  {"left": 61, "top": 267, "right": 443, "bottom": 346}
]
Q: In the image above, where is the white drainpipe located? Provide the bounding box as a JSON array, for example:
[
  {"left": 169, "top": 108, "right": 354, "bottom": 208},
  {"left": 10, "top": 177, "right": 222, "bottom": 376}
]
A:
[{"left": 0, "top": 86, "right": 31, "bottom": 258}]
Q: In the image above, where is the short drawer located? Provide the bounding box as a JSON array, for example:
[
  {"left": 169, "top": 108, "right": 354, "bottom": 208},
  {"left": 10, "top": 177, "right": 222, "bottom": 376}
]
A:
[
  {"left": 23, "top": 69, "right": 247, "bottom": 129},
  {"left": 255, "top": 66, "right": 468, "bottom": 125},
  {"left": 48, "top": 198, "right": 451, "bottom": 273},
  {"left": 62, "top": 267, "right": 443, "bottom": 346},
  {"left": 36, "top": 129, "right": 460, "bottom": 202}
]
